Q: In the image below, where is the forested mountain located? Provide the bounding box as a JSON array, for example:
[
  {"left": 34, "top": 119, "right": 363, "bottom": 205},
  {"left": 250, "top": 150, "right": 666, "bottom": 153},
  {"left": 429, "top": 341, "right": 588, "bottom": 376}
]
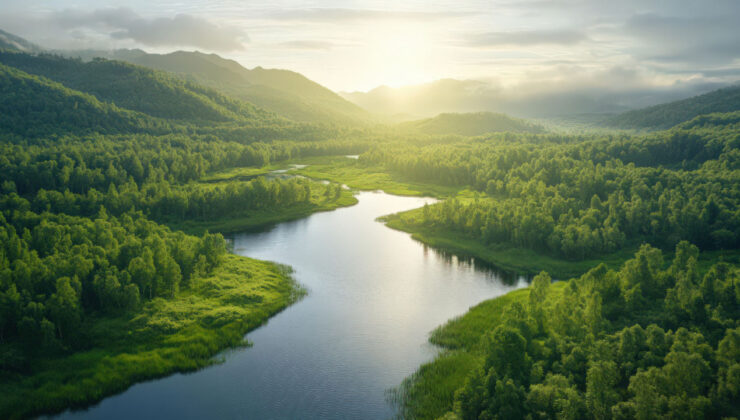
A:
[
  {"left": 0, "top": 51, "right": 282, "bottom": 125},
  {"left": 0, "top": 50, "right": 350, "bottom": 142},
  {"left": 341, "top": 79, "right": 727, "bottom": 120},
  {"left": 606, "top": 85, "right": 740, "bottom": 130},
  {"left": 67, "top": 48, "right": 372, "bottom": 124},
  {"left": 0, "top": 63, "right": 163, "bottom": 137},
  {"left": 0, "top": 29, "right": 42, "bottom": 54},
  {"left": 400, "top": 112, "right": 545, "bottom": 136},
  {"left": 0, "top": 29, "right": 368, "bottom": 125}
]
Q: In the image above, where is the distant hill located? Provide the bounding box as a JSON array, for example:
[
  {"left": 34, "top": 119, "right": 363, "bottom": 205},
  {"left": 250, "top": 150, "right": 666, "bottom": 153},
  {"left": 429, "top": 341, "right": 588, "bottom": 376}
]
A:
[
  {"left": 0, "top": 51, "right": 281, "bottom": 125},
  {"left": 341, "top": 79, "right": 729, "bottom": 120},
  {"left": 606, "top": 85, "right": 740, "bottom": 130},
  {"left": 675, "top": 110, "right": 740, "bottom": 131},
  {"left": 0, "top": 63, "right": 159, "bottom": 137},
  {"left": 401, "top": 112, "right": 545, "bottom": 136},
  {"left": 341, "top": 79, "right": 492, "bottom": 119},
  {"left": 68, "top": 49, "right": 372, "bottom": 124},
  {"left": 0, "top": 29, "right": 42, "bottom": 53}
]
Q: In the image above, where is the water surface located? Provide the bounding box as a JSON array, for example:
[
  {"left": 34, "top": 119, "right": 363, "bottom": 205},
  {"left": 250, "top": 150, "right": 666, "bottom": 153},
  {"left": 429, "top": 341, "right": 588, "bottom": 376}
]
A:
[{"left": 53, "top": 191, "right": 528, "bottom": 419}]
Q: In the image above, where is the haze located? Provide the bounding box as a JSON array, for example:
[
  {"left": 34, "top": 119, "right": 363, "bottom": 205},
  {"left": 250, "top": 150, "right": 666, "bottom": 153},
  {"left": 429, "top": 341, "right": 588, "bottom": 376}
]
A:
[{"left": 2, "top": 0, "right": 739, "bottom": 94}]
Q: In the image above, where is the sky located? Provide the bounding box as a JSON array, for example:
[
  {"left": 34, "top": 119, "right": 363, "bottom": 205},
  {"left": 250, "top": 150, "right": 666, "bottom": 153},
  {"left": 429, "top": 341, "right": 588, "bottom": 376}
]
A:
[{"left": 1, "top": 0, "right": 739, "bottom": 93}]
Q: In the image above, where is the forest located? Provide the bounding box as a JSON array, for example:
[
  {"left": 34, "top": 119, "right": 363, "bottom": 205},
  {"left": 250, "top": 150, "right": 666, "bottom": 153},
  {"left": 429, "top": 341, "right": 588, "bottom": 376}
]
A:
[
  {"left": 0, "top": 40, "right": 738, "bottom": 420},
  {"left": 367, "top": 113, "right": 740, "bottom": 260},
  {"left": 394, "top": 243, "right": 739, "bottom": 419}
]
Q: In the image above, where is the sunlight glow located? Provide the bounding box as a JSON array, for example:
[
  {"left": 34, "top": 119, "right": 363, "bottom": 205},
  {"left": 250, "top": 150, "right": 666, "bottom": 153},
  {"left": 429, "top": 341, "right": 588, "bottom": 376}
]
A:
[{"left": 365, "top": 22, "right": 435, "bottom": 88}]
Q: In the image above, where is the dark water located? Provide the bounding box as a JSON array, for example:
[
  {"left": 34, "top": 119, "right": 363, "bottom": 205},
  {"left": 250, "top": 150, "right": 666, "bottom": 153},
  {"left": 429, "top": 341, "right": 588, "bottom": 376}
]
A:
[{"left": 52, "top": 191, "right": 528, "bottom": 420}]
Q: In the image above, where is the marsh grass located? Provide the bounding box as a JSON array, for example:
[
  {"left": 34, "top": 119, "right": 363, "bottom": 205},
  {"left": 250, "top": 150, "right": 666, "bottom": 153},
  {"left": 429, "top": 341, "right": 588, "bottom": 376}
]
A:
[
  {"left": 389, "top": 283, "right": 567, "bottom": 419},
  {"left": 0, "top": 254, "right": 302, "bottom": 419},
  {"left": 290, "top": 155, "right": 460, "bottom": 197}
]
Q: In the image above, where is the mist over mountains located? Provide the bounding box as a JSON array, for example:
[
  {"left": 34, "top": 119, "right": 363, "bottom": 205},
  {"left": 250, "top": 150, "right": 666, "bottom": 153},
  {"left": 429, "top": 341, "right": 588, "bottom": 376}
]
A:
[
  {"left": 2, "top": 27, "right": 738, "bottom": 132},
  {"left": 341, "top": 77, "right": 729, "bottom": 121}
]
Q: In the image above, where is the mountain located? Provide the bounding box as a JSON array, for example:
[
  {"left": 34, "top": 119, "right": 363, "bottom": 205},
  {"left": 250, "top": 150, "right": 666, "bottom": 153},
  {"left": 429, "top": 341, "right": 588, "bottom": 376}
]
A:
[
  {"left": 342, "top": 79, "right": 491, "bottom": 120},
  {"left": 0, "top": 29, "right": 43, "bottom": 53},
  {"left": 0, "top": 51, "right": 282, "bottom": 125},
  {"left": 67, "top": 48, "right": 373, "bottom": 124},
  {"left": 0, "top": 62, "right": 158, "bottom": 137},
  {"left": 341, "top": 79, "right": 729, "bottom": 120},
  {"left": 0, "top": 29, "right": 371, "bottom": 124},
  {"left": 400, "top": 112, "right": 545, "bottom": 136},
  {"left": 605, "top": 85, "right": 740, "bottom": 130}
]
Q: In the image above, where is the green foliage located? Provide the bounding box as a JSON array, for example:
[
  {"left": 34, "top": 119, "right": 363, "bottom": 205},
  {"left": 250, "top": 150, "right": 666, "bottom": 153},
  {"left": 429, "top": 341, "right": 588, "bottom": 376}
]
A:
[
  {"left": 395, "top": 244, "right": 740, "bottom": 419},
  {"left": 0, "top": 51, "right": 281, "bottom": 124},
  {"left": 0, "top": 254, "right": 300, "bottom": 419},
  {"left": 0, "top": 51, "right": 368, "bottom": 142},
  {"left": 369, "top": 117, "right": 740, "bottom": 261},
  {"left": 606, "top": 85, "right": 740, "bottom": 129},
  {"left": 0, "top": 63, "right": 160, "bottom": 137}
]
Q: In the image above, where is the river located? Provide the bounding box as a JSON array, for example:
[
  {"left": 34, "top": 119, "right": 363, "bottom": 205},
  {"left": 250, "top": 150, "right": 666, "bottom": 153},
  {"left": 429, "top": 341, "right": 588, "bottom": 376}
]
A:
[{"left": 52, "top": 191, "right": 528, "bottom": 419}]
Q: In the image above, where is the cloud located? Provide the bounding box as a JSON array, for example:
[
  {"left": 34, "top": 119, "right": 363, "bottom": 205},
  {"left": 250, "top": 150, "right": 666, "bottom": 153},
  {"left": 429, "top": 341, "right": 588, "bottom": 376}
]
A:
[
  {"left": 465, "top": 29, "right": 588, "bottom": 47},
  {"left": 267, "top": 8, "right": 472, "bottom": 22},
  {"left": 275, "top": 40, "right": 335, "bottom": 51},
  {"left": 623, "top": 13, "right": 740, "bottom": 66},
  {"left": 48, "top": 7, "right": 247, "bottom": 51}
]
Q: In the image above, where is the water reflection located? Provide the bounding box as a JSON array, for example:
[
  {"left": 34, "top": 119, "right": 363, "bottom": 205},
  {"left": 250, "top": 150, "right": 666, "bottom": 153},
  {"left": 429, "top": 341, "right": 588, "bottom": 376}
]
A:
[
  {"left": 420, "top": 244, "right": 529, "bottom": 285},
  {"left": 51, "top": 191, "right": 528, "bottom": 420}
]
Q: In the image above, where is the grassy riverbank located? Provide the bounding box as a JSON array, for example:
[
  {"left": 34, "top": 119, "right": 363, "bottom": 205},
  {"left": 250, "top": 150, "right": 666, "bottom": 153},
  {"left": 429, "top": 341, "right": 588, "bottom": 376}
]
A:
[
  {"left": 383, "top": 208, "right": 740, "bottom": 279},
  {"left": 165, "top": 189, "right": 358, "bottom": 235},
  {"left": 0, "top": 254, "right": 302, "bottom": 419},
  {"left": 382, "top": 211, "right": 634, "bottom": 279},
  {"left": 290, "top": 156, "right": 460, "bottom": 197},
  {"left": 390, "top": 282, "right": 568, "bottom": 419}
]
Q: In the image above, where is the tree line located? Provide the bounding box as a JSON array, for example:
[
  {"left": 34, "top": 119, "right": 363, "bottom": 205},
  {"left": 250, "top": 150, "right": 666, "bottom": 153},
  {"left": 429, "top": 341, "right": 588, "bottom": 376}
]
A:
[
  {"left": 364, "top": 116, "right": 740, "bottom": 259},
  {"left": 447, "top": 242, "right": 738, "bottom": 419}
]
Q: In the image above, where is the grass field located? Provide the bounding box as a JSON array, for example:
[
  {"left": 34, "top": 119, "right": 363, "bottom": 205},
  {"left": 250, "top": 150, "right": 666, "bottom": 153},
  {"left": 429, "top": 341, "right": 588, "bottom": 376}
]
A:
[
  {"left": 0, "top": 254, "right": 302, "bottom": 419},
  {"left": 290, "top": 156, "right": 460, "bottom": 197}
]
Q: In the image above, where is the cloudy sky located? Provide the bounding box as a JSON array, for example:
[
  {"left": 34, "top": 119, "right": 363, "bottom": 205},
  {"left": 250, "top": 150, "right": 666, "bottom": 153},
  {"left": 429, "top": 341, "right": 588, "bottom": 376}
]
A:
[{"left": 1, "top": 0, "right": 739, "bottom": 93}]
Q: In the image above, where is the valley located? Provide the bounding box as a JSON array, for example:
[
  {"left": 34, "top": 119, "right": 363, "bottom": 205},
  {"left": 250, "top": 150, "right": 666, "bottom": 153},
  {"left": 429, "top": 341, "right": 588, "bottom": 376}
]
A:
[{"left": 0, "top": 14, "right": 738, "bottom": 420}]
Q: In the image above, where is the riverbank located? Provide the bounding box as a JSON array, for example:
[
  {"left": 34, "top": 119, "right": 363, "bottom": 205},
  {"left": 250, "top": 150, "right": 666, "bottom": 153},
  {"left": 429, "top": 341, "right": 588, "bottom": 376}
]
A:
[
  {"left": 390, "top": 281, "right": 568, "bottom": 419},
  {"left": 164, "top": 190, "right": 358, "bottom": 235},
  {"left": 0, "top": 254, "right": 302, "bottom": 419},
  {"left": 290, "top": 156, "right": 459, "bottom": 197},
  {"left": 382, "top": 211, "right": 636, "bottom": 279},
  {"left": 382, "top": 208, "right": 740, "bottom": 279}
]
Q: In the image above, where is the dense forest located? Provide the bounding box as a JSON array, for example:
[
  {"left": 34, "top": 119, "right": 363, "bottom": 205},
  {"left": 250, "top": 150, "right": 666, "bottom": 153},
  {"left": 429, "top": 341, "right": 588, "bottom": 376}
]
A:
[
  {"left": 606, "top": 85, "right": 740, "bottom": 130},
  {"left": 1, "top": 31, "right": 739, "bottom": 419},
  {"left": 366, "top": 112, "right": 740, "bottom": 260},
  {"left": 0, "top": 48, "right": 369, "bottom": 418},
  {"left": 0, "top": 131, "right": 358, "bottom": 413},
  {"left": 395, "top": 243, "right": 739, "bottom": 419}
]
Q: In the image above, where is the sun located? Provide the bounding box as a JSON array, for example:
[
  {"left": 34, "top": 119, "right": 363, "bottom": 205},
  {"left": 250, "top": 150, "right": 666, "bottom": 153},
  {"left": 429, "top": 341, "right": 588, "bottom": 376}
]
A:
[{"left": 365, "top": 22, "right": 435, "bottom": 88}]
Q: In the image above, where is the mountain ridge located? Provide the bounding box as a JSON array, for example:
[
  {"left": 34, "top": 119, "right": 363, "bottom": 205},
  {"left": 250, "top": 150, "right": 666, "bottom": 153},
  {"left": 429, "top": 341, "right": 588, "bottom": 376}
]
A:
[
  {"left": 64, "top": 48, "right": 374, "bottom": 124},
  {"left": 400, "top": 112, "right": 546, "bottom": 136},
  {"left": 605, "top": 85, "right": 740, "bottom": 130}
]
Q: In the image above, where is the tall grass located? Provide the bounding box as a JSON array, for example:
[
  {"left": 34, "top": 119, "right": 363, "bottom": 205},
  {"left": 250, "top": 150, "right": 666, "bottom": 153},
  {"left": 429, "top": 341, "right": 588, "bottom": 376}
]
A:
[{"left": 0, "top": 254, "right": 302, "bottom": 419}]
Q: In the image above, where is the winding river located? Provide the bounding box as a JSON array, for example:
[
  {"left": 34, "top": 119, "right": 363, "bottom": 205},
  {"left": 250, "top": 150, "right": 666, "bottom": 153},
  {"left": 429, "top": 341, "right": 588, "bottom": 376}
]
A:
[{"left": 53, "top": 191, "right": 528, "bottom": 419}]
